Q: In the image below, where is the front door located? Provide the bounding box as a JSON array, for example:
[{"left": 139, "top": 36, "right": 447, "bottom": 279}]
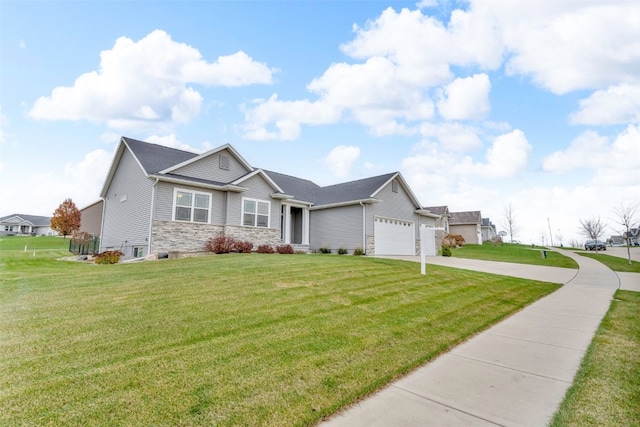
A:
[{"left": 282, "top": 204, "right": 309, "bottom": 245}]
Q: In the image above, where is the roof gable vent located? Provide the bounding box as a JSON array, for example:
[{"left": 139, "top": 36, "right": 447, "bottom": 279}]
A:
[{"left": 219, "top": 155, "right": 230, "bottom": 170}]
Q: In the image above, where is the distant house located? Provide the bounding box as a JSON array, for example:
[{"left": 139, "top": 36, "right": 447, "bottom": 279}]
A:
[
  {"left": 423, "top": 205, "right": 450, "bottom": 249},
  {"left": 79, "top": 200, "right": 104, "bottom": 237},
  {"left": 0, "top": 214, "right": 53, "bottom": 236},
  {"left": 481, "top": 217, "right": 498, "bottom": 242},
  {"left": 449, "top": 211, "right": 483, "bottom": 245},
  {"left": 623, "top": 228, "right": 640, "bottom": 246},
  {"left": 607, "top": 235, "right": 625, "bottom": 246},
  {"left": 97, "top": 137, "right": 440, "bottom": 260}
]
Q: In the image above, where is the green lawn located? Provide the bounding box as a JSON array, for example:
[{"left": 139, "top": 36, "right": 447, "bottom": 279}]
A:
[
  {"left": 551, "top": 290, "right": 640, "bottom": 426},
  {"left": 575, "top": 251, "right": 640, "bottom": 273},
  {"left": 451, "top": 243, "right": 579, "bottom": 269},
  {"left": 0, "top": 236, "right": 560, "bottom": 426}
]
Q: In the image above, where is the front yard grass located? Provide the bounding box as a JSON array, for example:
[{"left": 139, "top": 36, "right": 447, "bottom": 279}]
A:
[
  {"left": 451, "top": 243, "right": 579, "bottom": 269},
  {"left": 0, "top": 240, "right": 560, "bottom": 426},
  {"left": 551, "top": 290, "right": 640, "bottom": 426},
  {"left": 576, "top": 251, "right": 640, "bottom": 273}
]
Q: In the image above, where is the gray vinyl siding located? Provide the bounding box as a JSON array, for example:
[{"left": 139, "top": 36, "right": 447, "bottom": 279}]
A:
[
  {"left": 170, "top": 149, "right": 251, "bottom": 182},
  {"left": 226, "top": 174, "right": 281, "bottom": 229},
  {"left": 310, "top": 205, "right": 362, "bottom": 251},
  {"left": 100, "top": 149, "right": 153, "bottom": 258},
  {"left": 153, "top": 182, "right": 225, "bottom": 224},
  {"left": 368, "top": 181, "right": 420, "bottom": 236}
]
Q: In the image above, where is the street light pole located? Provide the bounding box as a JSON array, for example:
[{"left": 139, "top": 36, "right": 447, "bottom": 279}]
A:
[{"left": 547, "top": 217, "right": 554, "bottom": 247}]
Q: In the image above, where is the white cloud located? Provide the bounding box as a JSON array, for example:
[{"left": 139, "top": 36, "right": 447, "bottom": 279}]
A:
[
  {"left": 570, "top": 84, "right": 640, "bottom": 125},
  {"left": 417, "top": 122, "right": 483, "bottom": 151},
  {"left": 542, "top": 126, "right": 640, "bottom": 173},
  {"left": 480, "top": 0, "right": 640, "bottom": 94},
  {"left": 145, "top": 134, "right": 201, "bottom": 153},
  {"left": 29, "top": 30, "right": 274, "bottom": 130},
  {"left": 542, "top": 131, "right": 610, "bottom": 172},
  {"left": 242, "top": 94, "right": 341, "bottom": 140},
  {"left": 437, "top": 73, "right": 491, "bottom": 120},
  {"left": 323, "top": 145, "right": 361, "bottom": 178},
  {"left": 0, "top": 105, "right": 10, "bottom": 145}
]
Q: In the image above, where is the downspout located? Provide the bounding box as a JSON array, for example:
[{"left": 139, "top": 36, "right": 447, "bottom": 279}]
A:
[
  {"left": 98, "top": 197, "right": 106, "bottom": 252},
  {"left": 147, "top": 177, "right": 159, "bottom": 256},
  {"left": 360, "top": 201, "right": 366, "bottom": 254}
]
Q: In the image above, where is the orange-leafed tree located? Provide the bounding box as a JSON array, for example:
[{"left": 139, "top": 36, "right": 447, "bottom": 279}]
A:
[{"left": 51, "top": 198, "right": 81, "bottom": 239}]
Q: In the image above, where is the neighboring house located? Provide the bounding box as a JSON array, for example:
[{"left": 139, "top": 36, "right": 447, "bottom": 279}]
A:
[
  {"left": 481, "top": 217, "right": 497, "bottom": 242},
  {"left": 79, "top": 200, "right": 104, "bottom": 237},
  {"left": 0, "top": 214, "right": 53, "bottom": 236},
  {"left": 423, "top": 205, "right": 450, "bottom": 250},
  {"left": 448, "top": 211, "right": 483, "bottom": 245},
  {"left": 607, "top": 235, "right": 625, "bottom": 246},
  {"left": 623, "top": 228, "right": 640, "bottom": 246},
  {"left": 98, "top": 137, "right": 440, "bottom": 260}
]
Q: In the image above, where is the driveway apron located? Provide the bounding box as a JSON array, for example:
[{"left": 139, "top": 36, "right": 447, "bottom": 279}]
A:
[{"left": 321, "top": 249, "right": 619, "bottom": 427}]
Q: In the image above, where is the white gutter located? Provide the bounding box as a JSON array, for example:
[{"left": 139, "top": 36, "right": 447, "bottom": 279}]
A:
[
  {"left": 360, "top": 201, "right": 366, "bottom": 253},
  {"left": 147, "top": 177, "right": 159, "bottom": 256}
]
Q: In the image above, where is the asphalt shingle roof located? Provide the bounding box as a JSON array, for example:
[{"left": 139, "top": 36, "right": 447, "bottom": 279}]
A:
[
  {"left": 124, "top": 137, "right": 198, "bottom": 174},
  {"left": 123, "top": 137, "right": 400, "bottom": 207},
  {"left": 449, "top": 211, "right": 482, "bottom": 225},
  {"left": 0, "top": 214, "right": 51, "bottom": 226}
]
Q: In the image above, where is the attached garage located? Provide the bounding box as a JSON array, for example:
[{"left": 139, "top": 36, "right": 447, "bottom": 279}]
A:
[{"left": 374, "top": 216, "right": 415, "bottom": 255}]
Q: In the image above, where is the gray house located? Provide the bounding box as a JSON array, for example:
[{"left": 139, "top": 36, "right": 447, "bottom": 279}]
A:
[
  {"left": 98, "top": 137, "right": 439, "bottom": 259},
  {"left": 0, "top": 214, "right": 53, "bottom": 236},
  {"left": 449, "top": 210, "right": 483, "bottom": 245}
]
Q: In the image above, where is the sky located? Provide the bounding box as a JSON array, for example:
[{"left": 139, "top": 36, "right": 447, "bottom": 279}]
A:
[{"left": 1, "top": 0, "right": 639, "bottom": 246}]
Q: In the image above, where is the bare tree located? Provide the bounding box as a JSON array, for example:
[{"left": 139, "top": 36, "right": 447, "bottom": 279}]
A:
[
  {"left": 612, "top": 202, "right": 639, "bottom": 265},
  {"left": 501, "top": 203, "right": 518, "bottom": 243},
  {"left": 578, "top": 216, "right": 607, "bottom": 253}
]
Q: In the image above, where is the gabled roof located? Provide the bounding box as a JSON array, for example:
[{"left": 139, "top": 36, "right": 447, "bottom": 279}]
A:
[
  {"left": 124, "top": 137, "right": 198, "bottom": 174},
  {"left": 263, "top": 170, "right": 320, "bottom": 203},
  {"left": 99, "top": 138, "right": 429, "bottom": 209},
  {"left": 314, "top": 172, "right": 398, "bottom": 206},
  {"left": 449, "top": 211, "right": 482, "bottom": 225},
  {"left": 232, "top": 169, "right": 285, "bottom": 194},
  {"left": 0, "top": 214, "right": 51, "bottom": 226},
  {"left": 424, "top": 205, "right": 449, "bottom": 216},
  {"left": 160, "top": 143, "right": 253, "bottom": 174}
]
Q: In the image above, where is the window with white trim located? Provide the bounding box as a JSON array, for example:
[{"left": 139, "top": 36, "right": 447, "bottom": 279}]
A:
[
  {"left": 242, "top": 198, "right": 270, "bottom": 227},
  {"left": 173, "top": 189, "right": 211, "bottom": 223}
]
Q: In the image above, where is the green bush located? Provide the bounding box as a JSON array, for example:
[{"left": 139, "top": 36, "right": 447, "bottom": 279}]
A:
[
  {"left": 319, "top": 247, "right": 331, "bottom": 254},
  {"left": 353, "top": 247, "right": 365, "bottom": 256},
  {"left": 94, "top": 250, "right": 124, "bottom": 264},
  {"left": 440, "top": 246, "right": 452, "bottom": 257},
  {"left": 337, "top": 247, "right": 348, "bottom": 255}
]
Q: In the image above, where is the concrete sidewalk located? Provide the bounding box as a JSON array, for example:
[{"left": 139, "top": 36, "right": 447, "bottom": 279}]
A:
[{"left": 321, "top": 249, "right": 619, "bottom": 427}]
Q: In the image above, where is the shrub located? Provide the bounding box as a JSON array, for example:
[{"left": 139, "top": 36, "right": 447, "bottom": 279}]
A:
[
  {"left": 94, "top": 250, "right": 124, "bottom": 264},
  {"left": 440, "top": 246, "right": 452, "bottom": 257},
  {"left": 235, "top": 240, "right": 254, "bottom": 253},
  {"left": 442, "top": 233, "right": 465, "bottom": 248},
  {"left": 337, "top": 247, "right": 348, "bottom": 255},
  {"left": 276, "top": 244, "right": 294, "bottom": 254},
  {"left": 353, "top": 247, "right": 365, "bottom": 256},
  {"left": 257, "top": 244, "right": 275, "bottom": 254},
  {"left": 206, "top": 235, "right": 237, "bottom": 254},
  {"left": 319, "top": 247, "right": 331, "bottom": 254}
]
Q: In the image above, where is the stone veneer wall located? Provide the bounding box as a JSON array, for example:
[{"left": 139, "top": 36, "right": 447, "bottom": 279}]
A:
[
  {"left": 151, "top": 220, "right": 281, "bottom": 255},
  {"left": 366, "top": 235, "right": 375, "bottom": 255}
]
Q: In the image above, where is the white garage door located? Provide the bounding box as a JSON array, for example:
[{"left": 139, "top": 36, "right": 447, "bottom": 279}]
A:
[{"left": 374, "top": 216, "right": 415, "bottom": 255}]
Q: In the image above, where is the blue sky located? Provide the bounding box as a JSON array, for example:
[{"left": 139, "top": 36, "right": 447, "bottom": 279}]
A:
[{"left": 1, "top": 0, "right": 639, "bottom": 245}]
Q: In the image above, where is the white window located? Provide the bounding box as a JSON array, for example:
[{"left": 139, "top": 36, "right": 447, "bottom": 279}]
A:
[
  {"left": 242, "top": 198, "right": 270, "bottom": 227},
  {"left": 173, "top": 189, "right": 211, "bottom": 223}
]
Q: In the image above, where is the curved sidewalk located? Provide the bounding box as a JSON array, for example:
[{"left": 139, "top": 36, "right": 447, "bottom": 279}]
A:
[{"left": 321, "top": 249, "right": 619, "bottom": 427}]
